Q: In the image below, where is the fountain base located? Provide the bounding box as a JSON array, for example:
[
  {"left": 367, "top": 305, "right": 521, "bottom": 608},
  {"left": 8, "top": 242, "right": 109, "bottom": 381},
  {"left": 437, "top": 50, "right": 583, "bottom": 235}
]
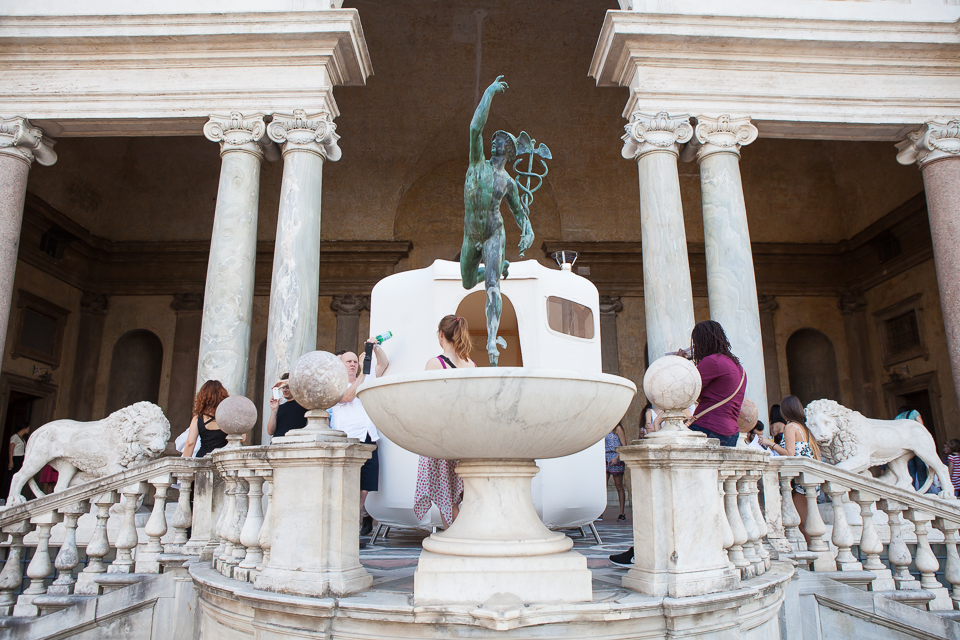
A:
[
  {"left": 414, "top": 549, "right": 592, "bottom": 605},
  {"left": 413, "top": 459, "right": 592, "bottom": 604}
]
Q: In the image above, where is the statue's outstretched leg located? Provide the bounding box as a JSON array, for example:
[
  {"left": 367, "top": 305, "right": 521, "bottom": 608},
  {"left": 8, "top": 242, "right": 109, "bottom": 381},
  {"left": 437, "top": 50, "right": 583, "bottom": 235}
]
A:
[
  {"left": 483, "top": 231, "right": 506, "bottom": 366},
  {"left": 460, "top": 238, "right": 484, "bottom": 289}
]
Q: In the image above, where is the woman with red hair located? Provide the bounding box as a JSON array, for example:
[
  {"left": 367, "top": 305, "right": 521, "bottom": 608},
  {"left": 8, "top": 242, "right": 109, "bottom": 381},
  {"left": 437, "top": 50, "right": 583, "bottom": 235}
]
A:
[{"left": 182, "top": 380, "right": 230, "bottom": 458}]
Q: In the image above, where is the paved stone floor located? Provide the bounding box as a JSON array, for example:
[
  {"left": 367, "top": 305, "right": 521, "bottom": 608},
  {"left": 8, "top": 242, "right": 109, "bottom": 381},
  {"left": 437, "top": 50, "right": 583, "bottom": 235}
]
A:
[{"left": 359, "top": 513, "right": 634, "bottom": 594}]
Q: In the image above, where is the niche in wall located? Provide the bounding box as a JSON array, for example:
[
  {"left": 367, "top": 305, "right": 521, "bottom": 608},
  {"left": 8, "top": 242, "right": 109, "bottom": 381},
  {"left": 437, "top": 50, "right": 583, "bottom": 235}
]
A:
[
  {"left": 105, "top": 329, "right": 163, "bottom": 415},
  {"left": 786, "top": 328, "right": 841, "bottom": 405},
  {"left": 455, "top": 291, "right": 523, "bottom": 367}
]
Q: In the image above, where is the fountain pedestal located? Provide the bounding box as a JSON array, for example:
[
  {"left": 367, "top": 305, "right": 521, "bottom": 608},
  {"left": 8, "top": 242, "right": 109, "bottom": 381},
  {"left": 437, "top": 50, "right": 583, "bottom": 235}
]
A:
[
  {"left": 414, "top": 459, "right": 591, "bottom": 605},
  {"left": 359, "top": 368, "right": 636, "bottom": 605}
]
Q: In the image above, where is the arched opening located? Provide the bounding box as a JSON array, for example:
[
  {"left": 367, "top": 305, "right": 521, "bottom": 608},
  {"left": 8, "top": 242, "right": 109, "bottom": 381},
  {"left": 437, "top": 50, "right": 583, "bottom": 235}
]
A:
[
  {"left": 455, "top": 291, "right": 523, "bottom": 367},
  {"left": 786, "top": 328, "right": 841, "bottom": 405},
  {"left": 105, "top": 329, "right": 163, "bottom": 414}
]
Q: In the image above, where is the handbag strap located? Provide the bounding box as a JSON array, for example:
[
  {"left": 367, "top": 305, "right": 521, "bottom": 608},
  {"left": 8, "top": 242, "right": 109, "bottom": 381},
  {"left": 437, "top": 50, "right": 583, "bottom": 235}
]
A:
[{"left": 691, "top": 369, "right": 745, "bottom": 423}]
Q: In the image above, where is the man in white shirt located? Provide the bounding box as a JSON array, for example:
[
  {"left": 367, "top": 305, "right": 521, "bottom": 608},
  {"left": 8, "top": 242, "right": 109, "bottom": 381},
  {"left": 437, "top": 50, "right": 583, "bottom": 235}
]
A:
[{"left": 330, "top": 339, "right": 389, "bottom": 536}]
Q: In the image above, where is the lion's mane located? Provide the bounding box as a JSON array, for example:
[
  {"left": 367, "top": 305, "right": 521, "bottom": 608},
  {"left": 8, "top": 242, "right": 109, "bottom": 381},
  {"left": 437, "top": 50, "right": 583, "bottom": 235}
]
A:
[
  {"left": 109, "top": 401, "right": 170, "bottom": 468},
  {"left": 805, "top": 399, "right": 859, "bottom": 465}
]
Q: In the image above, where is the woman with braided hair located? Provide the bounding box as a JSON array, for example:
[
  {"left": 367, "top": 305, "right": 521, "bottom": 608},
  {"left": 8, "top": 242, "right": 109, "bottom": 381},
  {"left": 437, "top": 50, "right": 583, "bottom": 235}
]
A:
[{"left": 415, "top": 315, "right": 476, "bottom": 527}]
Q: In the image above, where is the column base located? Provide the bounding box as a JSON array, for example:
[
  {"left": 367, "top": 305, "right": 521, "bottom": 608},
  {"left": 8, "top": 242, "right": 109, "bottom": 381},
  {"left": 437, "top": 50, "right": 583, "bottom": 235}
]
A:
[
  {"left": 255, "top": 563, "right": 372, "bottom": 599},
  {"left": 73, "top": 572, "right": 103, "bottom": 596},
  {"left": 413, "top": 549, "right": 592, "bottom": 605},
  {"left": 624, "top": 562, "right": 739, "bottom": 599}
]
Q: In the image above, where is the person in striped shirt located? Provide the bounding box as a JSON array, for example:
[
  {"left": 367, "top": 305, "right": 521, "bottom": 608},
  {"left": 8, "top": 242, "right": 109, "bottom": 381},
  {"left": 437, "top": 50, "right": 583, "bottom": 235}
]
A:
[{"left": 945, "top": 439, "right": 960, "bottom": 498}]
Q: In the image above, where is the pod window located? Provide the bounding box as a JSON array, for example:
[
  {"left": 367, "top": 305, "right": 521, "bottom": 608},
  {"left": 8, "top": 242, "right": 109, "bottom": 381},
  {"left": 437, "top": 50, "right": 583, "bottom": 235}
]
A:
[{"left": 546, "top": 296, "right": 594, "bottom": 339}]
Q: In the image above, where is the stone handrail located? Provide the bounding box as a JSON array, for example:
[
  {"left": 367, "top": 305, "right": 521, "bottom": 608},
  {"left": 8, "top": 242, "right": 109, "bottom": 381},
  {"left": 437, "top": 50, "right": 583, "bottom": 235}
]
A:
[
  {"left": 0, "top": 455, "right": 217, "bottom": 618},
  {"left": 767, "top": 455, "right": 960, "bottom": 611},
  {"left": 0, "top": 457, "right": 211, "bottom": 529}
]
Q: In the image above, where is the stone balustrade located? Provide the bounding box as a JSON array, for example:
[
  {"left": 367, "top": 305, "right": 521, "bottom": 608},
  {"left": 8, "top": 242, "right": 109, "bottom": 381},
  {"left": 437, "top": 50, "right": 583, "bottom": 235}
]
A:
[
  {"left": 0, "top": 457, "right": 212, "bottom": 618},
  {"left": 768, "top": 456, "right": 960, "bottom": 611}
]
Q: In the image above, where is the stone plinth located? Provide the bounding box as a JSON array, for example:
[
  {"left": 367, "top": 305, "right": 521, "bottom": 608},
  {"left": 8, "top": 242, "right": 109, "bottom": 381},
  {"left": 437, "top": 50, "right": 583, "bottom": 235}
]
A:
[
  {"left": 619, "top": 437, "right": 739, "bottom": 598},
  {"left": 254, "top": 441, "right": 373, "bottom": 598}
]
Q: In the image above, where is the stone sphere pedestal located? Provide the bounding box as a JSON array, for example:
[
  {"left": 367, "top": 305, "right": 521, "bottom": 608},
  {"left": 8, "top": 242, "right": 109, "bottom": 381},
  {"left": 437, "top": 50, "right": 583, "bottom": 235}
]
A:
[
  {"left": 619, "top": 356, "right": 739, "bottom": 598},
  {"left": 255, "top": 350, "right": 374, "bottom": 598},
  {"left": 359, "top": 368, "right": 636, "bottom": 605}
]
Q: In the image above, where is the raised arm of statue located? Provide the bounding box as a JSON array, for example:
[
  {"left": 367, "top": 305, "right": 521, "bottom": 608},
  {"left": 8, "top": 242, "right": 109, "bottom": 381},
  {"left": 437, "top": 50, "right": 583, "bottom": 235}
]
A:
[
  {"left": 470, "top": 76, "right": 508, "bottom": 166},
  {"left": 506, "top": 179, "right": 534, "bottom": 257}
]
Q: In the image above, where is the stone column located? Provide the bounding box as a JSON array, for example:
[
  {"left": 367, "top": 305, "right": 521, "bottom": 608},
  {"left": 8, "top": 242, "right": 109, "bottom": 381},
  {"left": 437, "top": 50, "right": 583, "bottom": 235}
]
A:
[
  {"left": 197, "top": 112, "right": 270, "bottom": 396},
  {"left": 599, "top": 295, "right": 623, "bottom": 375},
  {"left": 331, "top": 294, "right": 368, "bottom": 354},
  {"left": 261, "top": 109, "right": 341, "bottom": 442},
  {"left": 0, "top": 117, "right": 56, "bottom": 364},
  {"left": 168, "top": 294, "right": 204, "bottom": 433},
  {"left": 621, "top": 112, "right": 696, "bottom": 359},
  {"left": 67, "top": 292, "right": 108, "bottom": 421},
  {"left": 897, "top": 120, "right": 960, "bottom": 409},
  {"left": 838, "top": 293, "right": 878, "bottom": 417},
  {"left": 758, "top": 295, "right": 782, "bottom": 410},
  {"left": 695, "top": 115, "right": 767, "bottom": 426}
]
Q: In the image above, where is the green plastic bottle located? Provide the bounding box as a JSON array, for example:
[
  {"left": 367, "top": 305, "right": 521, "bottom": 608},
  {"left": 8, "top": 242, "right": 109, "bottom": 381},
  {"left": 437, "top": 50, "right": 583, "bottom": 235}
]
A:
[{"left": 375, "top": 331, "right": 393, "bottom": 344}]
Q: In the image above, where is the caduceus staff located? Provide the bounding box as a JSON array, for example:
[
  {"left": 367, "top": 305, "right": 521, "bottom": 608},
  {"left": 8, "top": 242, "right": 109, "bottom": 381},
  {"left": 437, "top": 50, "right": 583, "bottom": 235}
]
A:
[{"left": 513, "top": 131, "right": 551, "bottom": 214}]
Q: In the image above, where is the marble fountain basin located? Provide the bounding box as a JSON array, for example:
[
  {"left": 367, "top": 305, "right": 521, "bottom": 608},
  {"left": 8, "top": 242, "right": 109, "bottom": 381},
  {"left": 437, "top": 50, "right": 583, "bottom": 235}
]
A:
[
  {"left": 358, "top": 367, "right": 636, "bottom": 605},
  {"left": 357, "top": 367, "right": 636, "bottom": 460}
]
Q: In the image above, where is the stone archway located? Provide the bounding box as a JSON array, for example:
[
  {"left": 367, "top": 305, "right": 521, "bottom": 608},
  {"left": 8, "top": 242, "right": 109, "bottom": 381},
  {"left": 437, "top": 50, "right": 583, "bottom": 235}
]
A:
[
  {"left": 105, "top": 329, "right": 163, "bottom": 414},
  {"left": 786, "top": 328, "right": 841, "bottom": 405}
]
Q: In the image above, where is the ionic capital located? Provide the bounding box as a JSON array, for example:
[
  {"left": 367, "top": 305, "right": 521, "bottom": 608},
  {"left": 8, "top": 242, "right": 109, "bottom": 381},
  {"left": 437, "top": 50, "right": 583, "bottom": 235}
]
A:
[
  {"left": 621, "top": 111, "right": 692, "bottom": 161},
  {"left": 80, "top": 292, "right": 109, "bottom": 316},
  {"left": 838, "top": 292, "right": 867, "bottom": 315},
  {"left": 268, "top": 109, "right": 341, "bottom": 161},
  {"left": 694, "top": 115, "right": 758, "bottom": 162},
  {"left": 599, "top": 295, "right": 623, "bottom": 315},
  {"left": 0, "top": 116, "right": 57, "bottom": 167},
  {"left": 896, "top": 119, "right": 960, "bottom": 169},
  {"left": 757, "top": 294, "right": 778, "bottom": 314},
  {"left": 203, "top": 112, "right": 268, "bottom": 158}
]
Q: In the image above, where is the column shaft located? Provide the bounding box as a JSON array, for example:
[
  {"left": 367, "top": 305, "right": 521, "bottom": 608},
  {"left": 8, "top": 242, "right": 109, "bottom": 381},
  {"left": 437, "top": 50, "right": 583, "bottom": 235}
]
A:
[
  {"left": 758, "top": 295, "right": 782, "bottom": 409},
  {"left": 696, "top": 115, "right": 767, "bottom": 426},
  {"left": 897, "top": 120, "right": 960, "bottom": 411},
  {"left": 261, "top": 109, "right": 341, "bottom": 442},
  {"left": 197, "top": 113, "right": 267, "bottom": 396},
  {"left": 623, "top": 112, "right": 696, "bottom": 360},
  {"left": 0, "top": 117, "right": 56, "bottom": 366},
  {"left": 67, "top": 293, "right": 109, "bottom": 421},
  {"left": 169, "top": 294, "right": 204, "bottom": 432}
]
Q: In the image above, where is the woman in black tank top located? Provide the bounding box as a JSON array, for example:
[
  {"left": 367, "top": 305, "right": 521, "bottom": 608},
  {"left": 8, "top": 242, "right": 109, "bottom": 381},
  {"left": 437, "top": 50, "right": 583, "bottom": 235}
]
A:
[{"left": 182, "top": 380, "right": 230, "bottom": 458}]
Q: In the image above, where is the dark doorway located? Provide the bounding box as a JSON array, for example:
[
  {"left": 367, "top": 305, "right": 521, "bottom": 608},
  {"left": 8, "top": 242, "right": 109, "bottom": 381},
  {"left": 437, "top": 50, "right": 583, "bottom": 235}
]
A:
[
  {"left": 898, "top": 389, "right": 937, "bottom": 446},
  {"left": 786, "top": 329, "right": 841, "bottom": 405},
  {"left": 1, "top": 391, "right": 39, "bottom": 500}
]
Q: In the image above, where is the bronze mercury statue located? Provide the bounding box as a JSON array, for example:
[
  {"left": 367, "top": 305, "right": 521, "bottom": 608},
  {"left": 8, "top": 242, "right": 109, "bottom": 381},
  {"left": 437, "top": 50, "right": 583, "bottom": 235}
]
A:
[{"left": 460, "top": 76, "right": 536, "bottom": 366}]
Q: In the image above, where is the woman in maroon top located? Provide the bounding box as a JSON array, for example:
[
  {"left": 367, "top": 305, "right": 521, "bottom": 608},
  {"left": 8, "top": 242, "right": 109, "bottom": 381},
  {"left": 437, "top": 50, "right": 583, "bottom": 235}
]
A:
[{"left": 686, "top": 321, "right": 745, "bottom": 447}]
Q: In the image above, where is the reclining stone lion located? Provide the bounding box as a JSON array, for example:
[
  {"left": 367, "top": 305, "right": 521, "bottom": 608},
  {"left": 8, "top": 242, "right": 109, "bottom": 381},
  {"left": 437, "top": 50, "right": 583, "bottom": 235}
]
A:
[
  {"left": 805, "top": 399, "right": 954, "bottom": 499},
  {"left": 6, "top": 401, "right": 170, "bottom": 505}
]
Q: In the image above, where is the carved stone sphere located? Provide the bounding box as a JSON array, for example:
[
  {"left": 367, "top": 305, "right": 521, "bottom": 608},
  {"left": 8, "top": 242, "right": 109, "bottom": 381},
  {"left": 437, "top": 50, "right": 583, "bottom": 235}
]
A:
[
  {"left": 215, "top": 396, "right": 258, "bottom": 435},
  {"left": 643, "top": 355, "right": 702, "bottom": 412},
  {"left": 289, "top": 351, "right": 349, "bottom": 411}
]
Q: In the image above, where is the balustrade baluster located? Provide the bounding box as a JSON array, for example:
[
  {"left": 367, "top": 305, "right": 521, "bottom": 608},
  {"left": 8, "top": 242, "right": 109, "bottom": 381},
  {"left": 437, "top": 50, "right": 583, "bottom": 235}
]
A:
[
  {"left": 717, "top": 472, "right": 734, "bottom": 566},
  {"left": 737, "top": 472, "right": 762, "bottom": 577},
  {"left": 721, "top": 470, "right": 750, "bottom": 572},
  {"left": 933, "top": 518, "right": 960, "bottom": 610},
  {"left": 168, "top": 472, "right": 193, "bottom": 552},
  {"left": 236, "top": 470, "right": 265, "bottom": 582},
  {"left": 905, "top": 509, "right": 951, "bottom": 609},
  {"left": 76, "top": 491, "right": 120, "bottom": 595},
  {"left": 14, "top": 512, "right": 62, "bottom": 617},
  {"left": 778, "top": 471, "right": 804, "bottom": 551},
  {"left": 877, "top": 499, "right": 919, "bottom": 591},
  {"left": 0, "top": 522, "right": 29, "bottom": 615},
  {"left": 799, "top": 473, "right": 831, "bottom": 571},
  {"left": 745, "top": 471, "right": 771, "bottom": 573},
  {"left": 228, "top": 478, "right": 249, "bottom": 569},
  {"left": 137, "top": 474, "right": 172, "bottom": 574},
  {"left": 849, "top": 490, "right": 894, "bottom": 591},
  {"left": 822, "top": 482, "right": 859, "bottom": 572},
  {"left": 257, "top": 474, "right": 273, "bottom": 574},
  {"left": 216, "top": 472, "right": 238, "bottom": 573},
  {"left": 48, "top": 501, "right": 90, "bottom": 596},
  {"left": 108, "top": 482, "right": 147, "bottom": 574}
]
